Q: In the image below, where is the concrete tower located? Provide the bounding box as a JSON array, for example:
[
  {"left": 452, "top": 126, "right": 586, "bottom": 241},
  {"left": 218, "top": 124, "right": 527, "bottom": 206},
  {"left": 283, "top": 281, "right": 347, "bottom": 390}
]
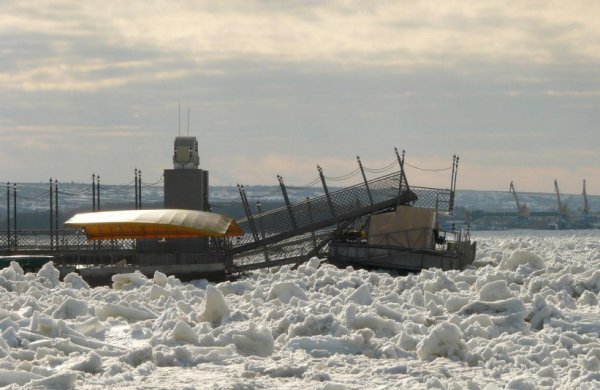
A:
[
  {"left": 161, "top": 135, "right": 210, "bottom": 253},
  {"left": 164, "top": 136, "right": 209, "bottom": 211}
]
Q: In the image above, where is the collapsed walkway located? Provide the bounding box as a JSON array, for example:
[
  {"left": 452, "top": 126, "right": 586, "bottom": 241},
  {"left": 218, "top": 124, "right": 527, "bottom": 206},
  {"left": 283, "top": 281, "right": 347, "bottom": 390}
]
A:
[{"left": 231, "top": 153, "right": 457, "bottom": 272}]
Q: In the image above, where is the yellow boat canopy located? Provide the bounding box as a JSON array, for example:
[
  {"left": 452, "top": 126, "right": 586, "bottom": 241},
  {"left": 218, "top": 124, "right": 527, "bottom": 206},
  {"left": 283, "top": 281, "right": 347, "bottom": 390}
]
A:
[{"left": 65, "top": 209, "right": 243, "bottom": 240}]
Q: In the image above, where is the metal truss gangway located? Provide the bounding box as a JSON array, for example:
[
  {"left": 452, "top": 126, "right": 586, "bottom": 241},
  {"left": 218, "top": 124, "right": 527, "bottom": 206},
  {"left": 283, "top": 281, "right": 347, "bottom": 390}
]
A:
[{"left": 230, "top": 153, "right": 459, "bottom": 272}]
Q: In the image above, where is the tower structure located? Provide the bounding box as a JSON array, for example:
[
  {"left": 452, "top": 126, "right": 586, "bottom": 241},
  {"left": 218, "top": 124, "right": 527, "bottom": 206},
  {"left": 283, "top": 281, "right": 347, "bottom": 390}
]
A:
[
  {"left": 138, "top": 135, "right": 211, "bottom": 258},
  {"left": 164, "top": 136, "right": 209, "bottom": 212}
]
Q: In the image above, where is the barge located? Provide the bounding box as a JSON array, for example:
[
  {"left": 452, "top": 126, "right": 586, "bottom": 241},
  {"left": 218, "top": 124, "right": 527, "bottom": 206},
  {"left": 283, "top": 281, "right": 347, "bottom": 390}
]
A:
[{"left": 328, "top": 205, "right": 477, "bottom": 273}]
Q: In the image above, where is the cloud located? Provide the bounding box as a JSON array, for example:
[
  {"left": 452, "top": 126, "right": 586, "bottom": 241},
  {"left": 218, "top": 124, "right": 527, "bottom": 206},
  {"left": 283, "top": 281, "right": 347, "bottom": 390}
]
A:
[
  {"left": 2, "top": 1, "right": 600, "bottom": 92},
  {"left": 1, "top": 0, "right": 599, "bottom": 196}
]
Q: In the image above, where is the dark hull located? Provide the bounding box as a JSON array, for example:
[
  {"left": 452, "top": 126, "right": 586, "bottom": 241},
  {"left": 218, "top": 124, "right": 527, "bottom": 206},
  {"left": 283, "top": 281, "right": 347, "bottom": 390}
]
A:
[{"left": 328, "top": 240, "right": 477, "bottom": 273}]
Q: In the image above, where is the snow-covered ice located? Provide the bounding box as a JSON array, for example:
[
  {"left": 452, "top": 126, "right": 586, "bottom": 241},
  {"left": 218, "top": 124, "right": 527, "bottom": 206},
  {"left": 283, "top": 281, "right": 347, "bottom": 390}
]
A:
[{"left": 1, "top": 230, "right": 600, "bottom": 389}]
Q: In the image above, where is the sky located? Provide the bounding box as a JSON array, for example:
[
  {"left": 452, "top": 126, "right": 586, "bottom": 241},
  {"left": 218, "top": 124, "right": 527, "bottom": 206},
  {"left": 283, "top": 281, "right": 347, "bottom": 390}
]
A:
[{"left": 1, "top": 1, "right": 599, "bottom": 195}]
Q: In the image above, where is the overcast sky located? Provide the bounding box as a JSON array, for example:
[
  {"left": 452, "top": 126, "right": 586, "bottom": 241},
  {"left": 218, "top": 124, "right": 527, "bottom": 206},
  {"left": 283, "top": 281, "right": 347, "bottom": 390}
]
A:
[{"left": 1, "top": 1, "right": 599, "bottom": 195}]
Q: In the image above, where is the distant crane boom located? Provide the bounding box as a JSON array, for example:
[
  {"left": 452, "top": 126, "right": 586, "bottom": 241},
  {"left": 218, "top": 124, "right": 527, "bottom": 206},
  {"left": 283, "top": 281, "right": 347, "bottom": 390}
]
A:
[
  {"left": 510, "top": 181, "right": 529, "bottom": 219},
  {"left": 554, "top": 179, "right": 567, "bottom": 216},
  {"left": 509, "top": 181, "right": 521, "bottom": 211},
  {"left": 583, "top": 179, "right": 590, "bottom": 216}
]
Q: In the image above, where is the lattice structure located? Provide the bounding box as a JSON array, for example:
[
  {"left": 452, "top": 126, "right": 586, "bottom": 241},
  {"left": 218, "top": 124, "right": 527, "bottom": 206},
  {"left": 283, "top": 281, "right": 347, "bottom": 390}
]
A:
[
  {"left": 231, "top": 169, "right": 454, "bottom": 270},
  {"left": 0, "top": 230, "right": 137, "bottom": 252}
]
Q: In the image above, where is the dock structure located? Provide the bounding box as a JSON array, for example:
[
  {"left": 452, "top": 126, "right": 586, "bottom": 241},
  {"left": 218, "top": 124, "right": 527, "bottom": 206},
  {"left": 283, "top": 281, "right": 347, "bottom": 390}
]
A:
[
  {"left": 231, "top": 168, "right": 455, "bottom": 272},
  {"left": 0, "top": 143, "right": 459, "bottom": 283}
]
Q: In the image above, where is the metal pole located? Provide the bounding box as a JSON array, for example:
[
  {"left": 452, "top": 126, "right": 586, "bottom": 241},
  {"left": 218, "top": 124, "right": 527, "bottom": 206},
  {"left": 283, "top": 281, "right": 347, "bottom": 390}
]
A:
[
  {"left": 357, "top": 156, "right": 373, "bottom": 205},
  {"left": 238, "top": 185, "right": 259, "bottom": 242},
  {"left": 278, "top": 175, "right": 297, "bottom": 229},
  {"left": 450, "top": 155, "right": 459, "bottom": 213},
  {"left": 318, "top": 165, "right": 336, "bottom": 217},
  {"left": 54, "top": 180, "right": 58, "bottom": 248},
  {"left": 134, "top": 168, "right": 138, "bottom": 210},
  {"left": 395, "top": 147, "right": 411, "bottom": 193},
  {"left": 453, "top": 156, "right": 459, "bottom": 192},
  {"left": 7, "top": 183, "right": 10, "bottom": 250},
  {"left": 97, "top": 175, "right": 100, "bottom": 211},
  {"left": 13, "top": 183, "right": 17, "bottom": 249},
  {"left": 138, "top": 170, "right": 142, "bottom": 209},
  {"left": 92, "top": 174, "right": 96, "bottom": 211},
  {"left": 49, "top": 179, "right": 53, "bottom": 250}
]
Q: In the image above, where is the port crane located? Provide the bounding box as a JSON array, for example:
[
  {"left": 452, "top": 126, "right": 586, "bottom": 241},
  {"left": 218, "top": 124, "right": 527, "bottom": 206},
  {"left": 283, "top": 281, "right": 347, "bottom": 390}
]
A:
[
  {"left": 582, "top": 179, "right": 590, "bottom": 217},
  {"left": 576, "top": 179, "right": 597, "bottom": 228},
  {"left": 554, "top": 179, "right": 569, "bottom": 229},
  {"left": 509, "top": 181, "right": 529, "bottom": 222}
]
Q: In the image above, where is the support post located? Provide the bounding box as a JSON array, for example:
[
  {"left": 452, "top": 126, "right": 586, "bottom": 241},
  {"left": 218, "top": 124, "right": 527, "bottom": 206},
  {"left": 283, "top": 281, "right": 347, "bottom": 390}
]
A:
[
  {"left": 395, "top": 147, "right": 411, "bottom": 193},
  {"left": 92, "top": 174, "right": 96, "bottom": 211},
  {"left": 54, "top": 180, "right": 58, "bottom": 248},
  {"left": 278, "top": 175, "right": 297, "bottom": 229},
  {"left": 138, "top": 170, "right": 142, "bottom": 209},
  {"left": 318, "top": 165, "right": 336, "bottom": 217},
  {"left": 13, "top": 183, "right": 17, "bottom": 249},
  {"left": 450, "top": 155, "right": 459, "bottom": 213},
  {"left": 49, "top": 179, "right": 54, "bottom": 249},
  {"left": 357, "top": 156, "right": 373, "bottom": 205},
  {"left": 6, "top": 183, "right": 10, "bottom": 250},
  {"left": 238, "top": 185, "right": 259, "bottom": 242},
  {"left": 394, "top": 147, "right": 415, "bottom": 206},
  {"left": 96, "top": 175, "right": 101, "bottom": 211},
  {"left": 134, "top": 168, "right": 138, "bottom": 210}
]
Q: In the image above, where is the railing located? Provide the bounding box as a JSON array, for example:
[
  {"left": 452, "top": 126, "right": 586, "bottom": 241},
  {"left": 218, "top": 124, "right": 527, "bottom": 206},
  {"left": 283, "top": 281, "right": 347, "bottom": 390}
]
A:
[
  {"left": 234, "top": 174, "right": 451, "bottom": 248},
  {"left": 0, "top": 229, "right": 137, "bottom": 252},
  {"left": 231, "top": 169, "right": 454, "bottom": 269}
]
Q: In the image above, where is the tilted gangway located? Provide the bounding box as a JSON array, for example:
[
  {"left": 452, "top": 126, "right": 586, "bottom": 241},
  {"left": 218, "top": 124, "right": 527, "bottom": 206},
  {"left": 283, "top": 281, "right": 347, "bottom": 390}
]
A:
[{"left": 229, "top": 152, "right": 459, "bottom": 272}]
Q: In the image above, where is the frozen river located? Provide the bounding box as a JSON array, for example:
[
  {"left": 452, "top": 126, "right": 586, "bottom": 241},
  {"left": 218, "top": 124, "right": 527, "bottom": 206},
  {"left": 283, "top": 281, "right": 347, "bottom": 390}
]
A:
[{"left": 1, "top": 230, "right": 600, "bottom": 389}]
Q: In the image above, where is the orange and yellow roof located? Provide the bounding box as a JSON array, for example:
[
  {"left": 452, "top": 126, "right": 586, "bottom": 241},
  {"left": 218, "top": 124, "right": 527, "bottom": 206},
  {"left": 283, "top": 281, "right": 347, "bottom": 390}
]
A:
[{"left": 65, "top": 209, "right": 243, "bottom": 240}]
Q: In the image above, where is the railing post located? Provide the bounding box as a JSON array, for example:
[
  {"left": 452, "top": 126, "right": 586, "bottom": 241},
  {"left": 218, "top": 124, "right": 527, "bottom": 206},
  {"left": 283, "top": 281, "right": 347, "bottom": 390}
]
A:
[
  {"left": 49, "top": 178, "right": 54, "bottom": 250},
  {"left": 395, "top": 147, "right": 411, "bottom": 194},
  {"left": 138, "top": 170, "right": 142, "bottom": 209},
  {"left": 278, "top": 175, "right": 298, "bottom": 229},
  {"left": 450, "top": 155, "right": 459, "bottom": 213},
  {"left": 357, "top": 156, "right": 373, "bottom": 205},
  {"left": 92, "top": 173, "right": 96, "bottom": 211},
  {"left": 238, "top": 185, "right": 259, "bottom": 242},
  {"left": 318, "top": 165, "right": 336, "bottom": 217},
  {"left": 7, "top": 182, "right": 10, "bottom": 250},
  {"left": 134, "top": 168, "right": 138, "bottom": 210},
  {"left": 96, "top": 175, "right": 101, "bottom": 211},
  {"left": 13, "top": 183, "right": 17, "bottom": 250},
  {"left": 55, "top": 180, "right": 59, "bottom": 249}
]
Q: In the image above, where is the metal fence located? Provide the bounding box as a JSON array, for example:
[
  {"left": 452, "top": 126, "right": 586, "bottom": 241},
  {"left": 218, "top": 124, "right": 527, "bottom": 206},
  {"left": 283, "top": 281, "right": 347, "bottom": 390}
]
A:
[
  {"left": 234, "top": 171, "right": 452, "bottom": 249},
  {"left": 0, "top": 230, "right": 137, "bottom": 252},
  {"left": 230, "top": 169, "right": 454, "bottom": 269}
]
